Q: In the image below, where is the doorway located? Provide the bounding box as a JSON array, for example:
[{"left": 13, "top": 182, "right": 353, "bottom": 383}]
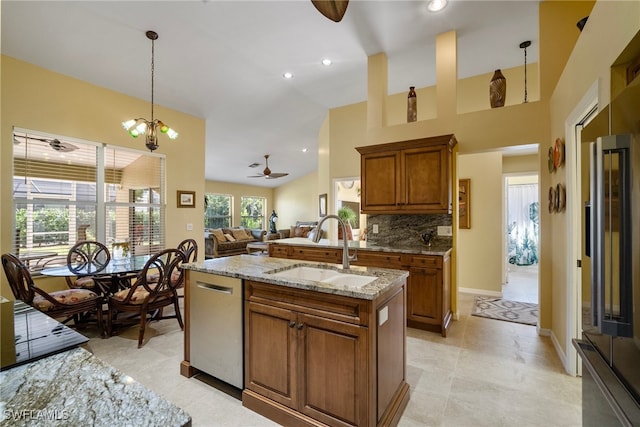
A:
[{"left": 503, "top": 174, "right": 539, "bottom": 304}]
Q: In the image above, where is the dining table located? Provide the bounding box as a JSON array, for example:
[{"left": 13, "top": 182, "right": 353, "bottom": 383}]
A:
[
  {"left": 40, "top": 255, "right": 151, "bottom": 295},
  {"left": 18, "top": 251, "right": 58, "bottom": 269}
]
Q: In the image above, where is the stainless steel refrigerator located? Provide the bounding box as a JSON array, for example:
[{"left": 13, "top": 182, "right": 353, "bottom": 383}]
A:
[{"left": 574, "top": 133, "right": 640, "bottom": 426}]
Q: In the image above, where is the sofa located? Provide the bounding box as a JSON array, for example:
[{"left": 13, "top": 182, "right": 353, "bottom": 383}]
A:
[
  {"left": 277, "top": 221, "right": 323, "bottom": 240},
  {"left": 205, "top": 227, "right": 266, "bottom": 258}
]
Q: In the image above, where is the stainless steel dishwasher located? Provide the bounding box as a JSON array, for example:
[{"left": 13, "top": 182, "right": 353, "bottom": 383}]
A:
[{"left": 189, "top": 271, "right": 243, "bottom": 389}]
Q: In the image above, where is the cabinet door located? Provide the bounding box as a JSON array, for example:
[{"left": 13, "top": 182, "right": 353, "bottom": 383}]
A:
[
  {"left": 361, "top": 150, "right": 400, "bottom": 211},
  {"left": 402, "top": 145, "right": 450, "bottom": 212},
  {"left": 407, "top": 266, "right": 442, "bottom": 324},
  {"left": 245, "top": 301, "right": 298, "bottom": 409},
  {"left": 297, "top": 313, "right": 368, "bottom": 427}
]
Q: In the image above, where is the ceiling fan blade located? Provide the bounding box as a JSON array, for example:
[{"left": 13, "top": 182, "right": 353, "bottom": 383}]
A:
[
  {"left": 248, "top": 174, "right": 265, "bottom": 178},
  {"left": 266, "top": 173, "right": 289, "bottom": 179},
  {"left": 311, "top": 0, "right": 349, "bottom": 22}
]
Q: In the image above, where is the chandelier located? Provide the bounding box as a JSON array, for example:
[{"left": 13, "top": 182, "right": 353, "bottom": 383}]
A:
[{"left": 122, "top": 30, "right": 178, "bottom": 151}]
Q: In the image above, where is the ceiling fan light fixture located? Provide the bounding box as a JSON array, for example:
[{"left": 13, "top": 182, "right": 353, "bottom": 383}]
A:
[
  {"left": 311, "top": 0, "right": 349, "bottom": 23},
  {"left": 427, "top": 0, "right": 447, "bottom": 12},
  {"left": 122, "top": 30, "right": 177, "bottom": 151}
]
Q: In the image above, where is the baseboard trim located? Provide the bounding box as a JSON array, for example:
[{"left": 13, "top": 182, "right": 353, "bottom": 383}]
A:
[
  {"left": 550, "top": 330, "right": 569, "bottom": 372},
  {"left": 458, "top": 287, "right": 503, "bottom": 298}
]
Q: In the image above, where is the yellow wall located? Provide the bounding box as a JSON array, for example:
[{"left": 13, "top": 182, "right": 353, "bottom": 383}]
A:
[
  {"left": 503, "top": 154, "right": 539, "bottom": 174},
  {"left": 204, "top": 181, "right": 274, "bottom": 228},
  {"left": 1, "top": 56, "right": 206, "bottom": 298},
  {"left": 457, "top": 152, "right": 504, "bottom": 294},
  {"left": 273, "top": 171, "right": 319, "bottom": 231}
]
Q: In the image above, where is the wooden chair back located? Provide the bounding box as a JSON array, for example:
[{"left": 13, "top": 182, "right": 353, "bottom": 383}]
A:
[
  {"left": 1, "top": 253, "right": 35, "bottom": 303},
  {"left": 177, "top": 239, "right": 198, "bottom": 263},
  {"left": 67, "top": 240, "right": 111, "bottom": 275}
]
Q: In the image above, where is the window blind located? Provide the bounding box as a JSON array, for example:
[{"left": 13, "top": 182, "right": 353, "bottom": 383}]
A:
[{"left": 11, "top": 129, "right": 165, "bottom": 271}]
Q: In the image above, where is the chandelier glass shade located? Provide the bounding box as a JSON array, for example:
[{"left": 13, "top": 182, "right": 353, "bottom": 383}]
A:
[{"left": 122, "top": 30, "right": 178, "bottom": 151}]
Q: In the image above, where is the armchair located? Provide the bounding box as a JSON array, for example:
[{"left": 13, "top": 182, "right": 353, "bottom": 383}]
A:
[
  {"left": 107, "top": 248, "right": 185, "bottom": 348},
  {"left": 1, "top": 253, "right": 103, "bottom": 333}
]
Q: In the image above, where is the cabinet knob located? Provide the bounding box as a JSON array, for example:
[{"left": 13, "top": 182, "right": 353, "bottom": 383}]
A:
[
  {"left": 297, "top": 323, "right": 304, "bottom": 330},
  {"left": 289, "top": 321, "right": 296, "bottom": 328}
]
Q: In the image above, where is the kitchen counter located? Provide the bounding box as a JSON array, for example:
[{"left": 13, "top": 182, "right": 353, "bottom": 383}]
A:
[
  {"left": 183, "top": 254, "right": 408, "bottom": 300},
  {"left": 271, "top": 237, "right": 452, "bottom": 256},
  {"left": 1, "top": 347, "right": 191, "bottom": 427}
]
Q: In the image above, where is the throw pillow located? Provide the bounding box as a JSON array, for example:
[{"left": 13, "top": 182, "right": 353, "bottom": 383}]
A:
[
  {"left": 232, "top": 228, "right": 251, "bottom": 241},
  {"left": 211, "top": 228, "right": 226, "bottom": 242},
  {"left": 224, "top": 233, "right": 236, "bottom": 242},
  {"left": 243, "top": 228, "right": 254, "bottom": 240},
  {"left": 294, "top": 226, "right": 311, "bottom": 238}
]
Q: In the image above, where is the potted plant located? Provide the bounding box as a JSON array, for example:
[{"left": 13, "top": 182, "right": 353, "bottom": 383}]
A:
[{"left": 337, "top": 206, "right": 356, "bottom": 240}]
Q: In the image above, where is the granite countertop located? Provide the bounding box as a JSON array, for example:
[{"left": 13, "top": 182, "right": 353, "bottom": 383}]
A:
[
  {"left": 184, "top": 255, "right": 408, "bottom": 301},
  {"left": 1, "top": 347, "right": 191, "bottom": 427},
  {"left": 271, "top": 237, "right": 452, "bottom": 256}
]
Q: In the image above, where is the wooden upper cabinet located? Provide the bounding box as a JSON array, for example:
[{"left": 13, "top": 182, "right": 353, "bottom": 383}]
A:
[{"left": 357, "top": 134, "right": 457, "bottom": 214}]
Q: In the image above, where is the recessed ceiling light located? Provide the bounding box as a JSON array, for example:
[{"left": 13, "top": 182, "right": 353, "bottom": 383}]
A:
[
  {"left": 302, "top": 148, "right": 308, "bottom": 153},
  {"left": 427, "top": 0, "right": 447, "bottom": 12},
  {"left": 321, "top": 58, "right": 332, "bottom": 66},
  {"left": 283, "top": 72, "right": 294, "bottom": 79}
]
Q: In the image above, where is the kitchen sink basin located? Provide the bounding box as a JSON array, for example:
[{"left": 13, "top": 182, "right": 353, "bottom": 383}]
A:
[{"left": 268, "top": 265, "right": 377, "bottom": 289}]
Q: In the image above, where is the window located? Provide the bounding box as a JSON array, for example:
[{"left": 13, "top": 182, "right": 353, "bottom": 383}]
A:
[
  {"left": 204, "top": 194, "right": 232, "bottom": 229},
  {"left": 12, "top": 129, "right": 165, "bottom": 271},
  {"left": 240, "top": 196, "right": 265, "bottom": 229}
]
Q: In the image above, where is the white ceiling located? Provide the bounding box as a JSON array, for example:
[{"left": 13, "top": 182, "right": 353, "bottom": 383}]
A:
[{"left": 1, "top": 0, "right": 540, "bottom": 188}]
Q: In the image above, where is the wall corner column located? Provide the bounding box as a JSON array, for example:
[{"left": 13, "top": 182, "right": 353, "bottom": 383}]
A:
[
  {"left": 436, "top": 31, "right": 458, "bottom": 124},
  {"left": 367, "top": 53, "right": 388, "bottom": 131}
]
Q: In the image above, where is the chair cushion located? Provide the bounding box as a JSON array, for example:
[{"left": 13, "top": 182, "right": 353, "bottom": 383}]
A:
[
  {"left": 112, "top": 284, "right": 158, "bottom": 305},
  {"left": 32, "top": 289, "right": 97, "bottom": 312},
  {"left": 146, "top": 270, "right": 182, "bottom": 285},
  {"left": 69, "top": 276, "right": 96, "bottom": 289},
  {"left": 224, "top": 233, "right": 236, "bottom": 242}
]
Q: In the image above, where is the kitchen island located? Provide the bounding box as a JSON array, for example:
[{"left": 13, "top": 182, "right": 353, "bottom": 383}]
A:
[{"left": 181, "top": 255, "right": 410, "bottom": 427}]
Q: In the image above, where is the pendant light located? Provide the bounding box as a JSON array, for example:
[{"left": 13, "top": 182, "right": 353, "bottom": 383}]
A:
[
  {"left": 519, "top": 40, "right": 531, "bottom": 103},
  {"left": 122, "top": 30, "right": 178, "bottom": 151}
]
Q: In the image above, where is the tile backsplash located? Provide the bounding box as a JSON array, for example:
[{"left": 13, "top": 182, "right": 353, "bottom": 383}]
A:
[{"left": 365, "top": 214, "right": 452, "bottom": 247}]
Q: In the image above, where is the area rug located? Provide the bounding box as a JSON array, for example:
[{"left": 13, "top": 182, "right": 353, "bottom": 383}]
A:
[{"left": 471, "top": 296, "right": 538, "bottom": 326}]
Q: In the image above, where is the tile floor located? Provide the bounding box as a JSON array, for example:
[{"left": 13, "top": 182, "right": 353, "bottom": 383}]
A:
[
  {"left": 502, "top": 263, "right": 539, "bottom": 304},
  {"left": 85, "top": 291, "right": 581, "bottom": 427}
]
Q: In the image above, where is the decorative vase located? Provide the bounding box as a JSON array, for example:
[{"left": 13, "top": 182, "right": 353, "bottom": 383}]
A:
[
  {"left": 407, "top": 86, "right": 417, "bottom": 122},
  {"left": 489, "top": 69, "right": 506, "bottom": 108}
]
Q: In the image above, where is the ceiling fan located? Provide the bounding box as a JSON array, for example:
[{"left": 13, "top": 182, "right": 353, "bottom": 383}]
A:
[
  {"left": 14, "top": 135, "right": 79, "bottom": 152},
  {"left": 311, "top": 0, "right": 349, "bottom": 22},
  {"left": 248, "top": 154, "right": 289, "bottom": 179}
]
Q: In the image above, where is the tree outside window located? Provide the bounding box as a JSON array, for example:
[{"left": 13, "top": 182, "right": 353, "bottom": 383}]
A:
[
  {"left": 205, "top": 194, "right": 232, "bottom": 229},
  {"left": 241, "top": 196, "right": 265, "bottom": 229}
]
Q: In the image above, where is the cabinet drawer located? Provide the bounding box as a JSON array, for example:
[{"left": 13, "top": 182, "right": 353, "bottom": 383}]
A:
[
  {"left": 408, "top": 255, "right": 442, "bottom": 269},
  {"left": 269, "top": 245, "right": 291, "bottom": 258},
  {"left": 291, "top": 247, "right": 341, "bottom": 263},
  {"left": 354, "top": 251, "right": 403, "bottom": 269}
]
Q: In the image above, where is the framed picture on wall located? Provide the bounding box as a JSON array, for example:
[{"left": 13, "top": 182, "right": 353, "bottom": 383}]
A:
[
  {"left": 319, "top": 193, "right": 327, "bottom": 217},
  {"left": 459, "top": 179, "right": 470, "bottom": 229},
  {"left": 177, "top": 190, "right": 196, "bottom": 208}
]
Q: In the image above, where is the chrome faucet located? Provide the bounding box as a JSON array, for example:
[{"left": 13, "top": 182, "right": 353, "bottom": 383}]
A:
[{"left": 313, "top": 214, "right": 357, "bottom": 269}]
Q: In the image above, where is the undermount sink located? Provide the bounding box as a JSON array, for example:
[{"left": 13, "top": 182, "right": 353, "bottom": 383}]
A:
[{"left": 268, "top": 265, "right": 377, "bottom": 289}]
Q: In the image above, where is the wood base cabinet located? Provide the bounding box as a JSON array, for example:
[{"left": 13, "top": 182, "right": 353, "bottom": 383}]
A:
[{"left": 243, "top": 280, "right": 409, "bottom": 427}]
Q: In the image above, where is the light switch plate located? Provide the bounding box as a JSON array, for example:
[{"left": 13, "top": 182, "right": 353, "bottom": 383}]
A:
[
  {"left": 372, "top": 224, "right": 379, "bottom": 234},
  {"left": 437, "top": 226, "right": 452, "bottom": 236},
  {"left": 186, "top": 223, "right": 193, "bottom": 231}
]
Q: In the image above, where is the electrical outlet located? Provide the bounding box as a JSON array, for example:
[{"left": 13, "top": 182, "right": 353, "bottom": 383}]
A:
[
  {"left": 186, "top": 223, "right": 193, "bottom": 231},
  {"left": 437, "top": 226, "right": 452, "bottom": 236},
  {"left": 372, "top": 224, "right": 379, "bottom": 234}
]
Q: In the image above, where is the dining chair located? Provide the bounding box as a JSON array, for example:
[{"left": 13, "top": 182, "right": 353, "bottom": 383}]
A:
[
  {"left": 66, "top": 240, "right": 112, "bottom": 294},
  {"left": 1, "top": 253, "right": 104, "bottom": 333},
  {"left": 106, "top": 248, "right": 186, "bottom": 348}
]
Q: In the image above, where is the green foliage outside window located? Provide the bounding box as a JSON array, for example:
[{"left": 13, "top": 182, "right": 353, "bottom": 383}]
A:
[
  {"left": 241, "top": 196, "right": 265, "bottom": 229},
  {"left": 205, "top": 194, "right": 232, "bottom": 229}
]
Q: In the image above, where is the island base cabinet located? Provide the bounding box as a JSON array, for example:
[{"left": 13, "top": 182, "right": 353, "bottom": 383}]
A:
[
  {"left": 243, "top": 280, "right": 409, "bottom": 427},
  {"left": 406, "top": 255, "right": 451, "bottom": 337},
  {"left": 244, "top": 300, "right": 368, "bottom": 427}
]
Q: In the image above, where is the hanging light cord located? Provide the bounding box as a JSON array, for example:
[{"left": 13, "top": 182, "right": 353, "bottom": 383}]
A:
[
  {"left": 523, "top": 45, "right": 528, "bottom": 103},
  {"left": 520, "top": 40, "right": 531, "bottom": 104},
  {"left": 150, "top": 34, "right": 155, "bottom": 123}
]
